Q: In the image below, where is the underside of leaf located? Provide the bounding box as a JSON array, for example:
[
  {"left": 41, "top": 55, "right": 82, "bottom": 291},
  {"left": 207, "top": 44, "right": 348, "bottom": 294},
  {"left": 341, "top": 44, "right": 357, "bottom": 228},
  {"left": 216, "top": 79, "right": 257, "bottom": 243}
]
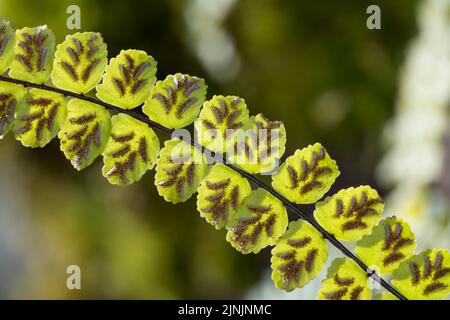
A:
[
  {"left": 14, "top": 88, "right": 67, "bottom": 148},
  {"left": 143, "top": 73, "right": 207, "bottom": 129},
  {"left": 318, "top": 258, "right": 371, "bottom": 300},
  {"left": 102, "top": 113, "right": 159, "bottom": 186},
  {"left": 271, "top": 143, "right": 339, "bottom": 203},
  {"left": 228, "top": 113, "right": 287, "bottom": 174},
  {"left": 271, "top": 219, "right": 328, "bottom": 291},
  {"left": 314, "top": 185, "right": 384, "bottom": 241},
  {"left": 0, "top": 82, "right": 26, "bottom": 138},
  {"left": 194, "top": 95, "right": 249, "bottom": 154},
  {"left": 59, "top": 98, "right": 111, "bottom": 170},
  {"left": 9, "top": 25, "right": 55, "bottom": 84},
  {"left": 52, "top": 32, "right": 107, "bottom": 94},
  {"left": 392, "top": 249, "right": 450, "bottom": 300},
  {"left": 226, "top": 188, "right": 288, "bottom": 254},
  {"left": 96, "top": 49, "right": 157, "bottom": 109},
  {"left": 356, "top": 216, "right": 416, "bottom": 274},
  {"left": 155, "top": 139, "right": 210, "bottom": 203},
  {"left": 0, "top": 19, "right": 15, "bottom": 74},
  {"left": 197, "top": 163, "right": 252, "bottom": 229}
]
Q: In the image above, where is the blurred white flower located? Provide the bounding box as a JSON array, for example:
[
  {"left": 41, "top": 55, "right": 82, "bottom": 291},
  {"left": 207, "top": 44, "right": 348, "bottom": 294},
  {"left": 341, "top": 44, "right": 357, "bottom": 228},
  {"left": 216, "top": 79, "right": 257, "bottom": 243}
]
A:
[
  {"left": 378, "top": 0, "right": 450, "bottom": 245},
  {"left": 184, "top": 0, "right": 240, "bottom": 82}
]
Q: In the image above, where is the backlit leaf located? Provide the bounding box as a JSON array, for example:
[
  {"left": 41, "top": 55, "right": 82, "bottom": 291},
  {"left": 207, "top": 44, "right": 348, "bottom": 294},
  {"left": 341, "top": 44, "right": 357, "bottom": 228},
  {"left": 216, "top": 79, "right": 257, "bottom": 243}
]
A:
[
  {"left": 155, "top": 139, "right": 210, "bottom": 203},
  {"left": 0, "top": 82, "right": 26, "bottom": 138},
  {"left": 59, "top": 98, "right": 111, "bottom": 170},
  {"left": 356, "top": 216, "right": 416, "bottom": 275},
  {"left": 0, "top": 19, "right": 15, "bottom": 73},
  {"left": 271, "top": 143, "right": 339, "bottom": 204},
  {"left": 392, "top": 249, "right": 450, "bottom": 300},
  {"left": 318, "top": 258, "right": 371, "bottom": 300},
  {"left": 271, "top": 219, "right": 328, "bottom": 291},
  {"left": 9, "top": 25, "right": 55, "bottom": 84},
  {"left": 314, "top": 186, "right": 384, "bottom": 241},
  {"left": 14, "top": 88, "right": 67, "bottom": 147},
  {"left": 197, "top": 163, "right": 252, "bottom": 229},
  {"left": 228, "top": 113, "right": 287, "bottom": 174},
  {"left": 96, "top": 49, "right": 157, "bottom": 109},
  {"left": 143, "top": 73, "right": 207, "bottom": 129},
  {"left": 194, "top": 95, "right": 249, "bottom": 154},
  {"left": 226, "top": 188, "right": 288, "bottom": 254},
  {"left": 102, "top": 113, "right": 159, "bottom": 186},
  {"left": 51, "top": 32, "right": 107, "bottom": 94},
  {"left": 373, "top": 291, "right": 397, "bottom": 300}
]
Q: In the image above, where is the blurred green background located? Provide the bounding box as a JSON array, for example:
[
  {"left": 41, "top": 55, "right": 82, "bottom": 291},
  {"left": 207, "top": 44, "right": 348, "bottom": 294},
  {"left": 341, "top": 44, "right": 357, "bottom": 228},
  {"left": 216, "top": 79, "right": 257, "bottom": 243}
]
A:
[{"left": 0, "top": 0, "right": 448, "bottom": 299}]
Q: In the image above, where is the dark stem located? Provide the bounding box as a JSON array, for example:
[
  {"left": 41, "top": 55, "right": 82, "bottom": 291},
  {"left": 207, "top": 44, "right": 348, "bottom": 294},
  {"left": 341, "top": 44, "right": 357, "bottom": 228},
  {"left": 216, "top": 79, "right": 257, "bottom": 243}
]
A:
[{"left": 0, "top": 75, "right": 407, "bottom": 300}]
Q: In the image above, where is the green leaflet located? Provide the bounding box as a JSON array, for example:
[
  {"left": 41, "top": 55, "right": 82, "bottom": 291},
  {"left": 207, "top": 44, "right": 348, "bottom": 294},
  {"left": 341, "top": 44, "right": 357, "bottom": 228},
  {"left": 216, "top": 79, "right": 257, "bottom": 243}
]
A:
[
  {"left": 0, "top": 82, "right": 26, "bottom": 138},
  {"left": 51, "top": 32, "right": 107, "bottom": 94},
  {"left": 356, "top": 216, "right": 416, "bottom": 275},
  {"left": 155, "top": 139, "right": 210, "bottom": 204},
  {"left": 392, "top": 249, "right": 450, "bottom": 300},
  {"left": 14, "top": 88, "right": 67, "bottom": 148},
  {"left": 226, "top": 188, "right": 288, "bottom": 254},
  {"left": 143, "top": 73, "right": 207, "bottom": 129},
  {"left": 373, "top": 291, "right": 397, "bottom": 300},
  {"left": 9, "top": 25, "right": 55, "bottom": 84},
  {"left": 318, "top": 258, "right": 371, "bottom": 300},
  {"left": 59, "top": 98, "right": 111, "bottom": 170},
  {"left": 0, "top": 19, "right": 15, "bottom": 73},
  {"left": 313, "top": 186, "right": 384, "bottom": 241},
  {"left": 271, "top": 143, "right": 339, "bottom": 204},
  {"left": 102, "top": 113, "right": 159, "bottom": 186},
  {"left": 271, "top": 220, "right": 328, "bottom": 292},
  {"left": 194, "top": 95, "right": 249, "bottom": 154},
  {"left": 96, "top": 49, "right": 157, "bottom": 109},
  {"left": 228, "top": 113, "right": 287, "bottom": 174},
  {"left": 197, "top": 163, "right": 252, "bottom": 229}
]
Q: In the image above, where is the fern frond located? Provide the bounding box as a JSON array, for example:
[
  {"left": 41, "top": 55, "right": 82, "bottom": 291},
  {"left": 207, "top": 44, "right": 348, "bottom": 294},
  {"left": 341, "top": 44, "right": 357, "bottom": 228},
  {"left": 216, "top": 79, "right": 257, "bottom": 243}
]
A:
[{"left": 2, "top": 18, "right": 445, "bottom": 300}]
